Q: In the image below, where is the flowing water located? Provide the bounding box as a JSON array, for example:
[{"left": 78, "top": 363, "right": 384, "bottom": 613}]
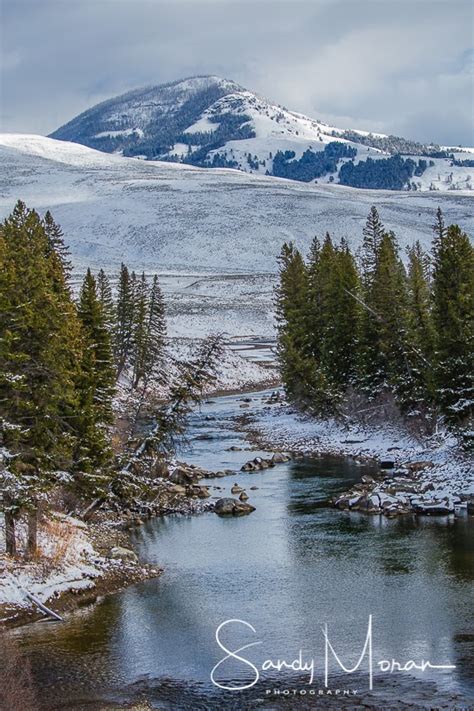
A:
[{"left": 10, "top": 390, "right": 474, "bottom": 710}]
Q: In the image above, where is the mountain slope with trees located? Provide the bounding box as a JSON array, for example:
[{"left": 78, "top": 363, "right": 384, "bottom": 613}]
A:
[{"left": 49, "top": 75, "right": 474, "bottom": 192}]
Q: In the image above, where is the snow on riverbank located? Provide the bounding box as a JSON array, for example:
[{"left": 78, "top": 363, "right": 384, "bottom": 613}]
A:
[
  {"left": 0, "top": 513, "right": 157, "bottom": 618},
  {"left": 249, "top": 398, "right": 473, "bottom": 514},
  {"left": 0, "top": 515, "right": 104, "bottom": 609},
  {"left": 114, "top": 339, "right": 278, "bottom": 414}
]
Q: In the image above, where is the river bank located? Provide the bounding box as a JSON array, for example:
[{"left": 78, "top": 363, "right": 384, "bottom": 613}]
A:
[
  {"left": 238, "top": 391, "right": 473, "bottom": 518},
  {"left": 3, "top": 388, "right": 473, "bottom": 710}
]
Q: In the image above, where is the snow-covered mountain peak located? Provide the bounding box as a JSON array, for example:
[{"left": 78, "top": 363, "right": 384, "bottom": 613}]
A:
[{"left": 50, "top": 75, "right": 474, "bottom": 193}]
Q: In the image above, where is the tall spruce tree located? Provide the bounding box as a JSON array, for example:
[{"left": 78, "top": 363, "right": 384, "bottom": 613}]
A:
[
  {"left": 0, "top": 202, "right": 83, "bottom": 555},
  {"left": 96, "top": 269, "right": 116, "bottom": 333},
  {"left": 76, "top": 269, "right": 115, "bottom": 478},
  {"left": 359, "top": 231, "right": 412, "bottom": 404},
  {"left": 360, "top": 206, "right": 385, "bottom": 283},
  {"left": 276, "top": 242, "right": 335, "bottom": 413},
  {"left": 131, "top": 272, "right": 151, "bottom": 388},
  {"left": 406, "top": 241, "right": 436, "bottom": 407},
  {"left": 326, "top": 239, "right": 361, "bottom": 388},
  {"left": 42, "top": 210, "right": 72, "bottom": 276},
  {"left": 141, "top": 274, "right": 167, "bottom": 388},
  {"left": 115, "top": 263, "right": 135, "bottom": 376},
  {"left": 432, "top": 224, "right": 474, "bottom": 439}
]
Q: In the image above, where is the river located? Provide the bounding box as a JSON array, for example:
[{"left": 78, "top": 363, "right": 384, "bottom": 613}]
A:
[{"left": 10, "top": 390, "right": 474, "bottom": 710}]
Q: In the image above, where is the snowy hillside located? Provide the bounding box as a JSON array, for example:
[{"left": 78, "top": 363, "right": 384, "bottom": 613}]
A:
[
  {"left": 50, "top": 75, "right": 474, "bottom": 192},
  {"left": 1, "top": 133, "right": 473, "bottom": 273}
]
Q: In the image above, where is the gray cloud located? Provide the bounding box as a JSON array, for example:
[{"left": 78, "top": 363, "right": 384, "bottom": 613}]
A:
[{"left": 1, "top": 0, "right": 473, "bottom": 145}]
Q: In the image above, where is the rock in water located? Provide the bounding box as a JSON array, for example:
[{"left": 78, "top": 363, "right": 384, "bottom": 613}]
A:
[
  {"left": 231, "top": 483, "right": 243, "bottom": 494},
  {"left": 214, "top": 498, "right": 256, "bottom": 516}
]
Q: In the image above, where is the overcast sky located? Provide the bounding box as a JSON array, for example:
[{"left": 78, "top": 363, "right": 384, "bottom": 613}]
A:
[{"left": 1, "top": 0, "right": 473, "bottom": 145}]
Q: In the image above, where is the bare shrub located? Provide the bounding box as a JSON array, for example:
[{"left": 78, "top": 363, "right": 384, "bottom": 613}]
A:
[{"left": 37, "top": 518, "right": 76, "bottom": 577}]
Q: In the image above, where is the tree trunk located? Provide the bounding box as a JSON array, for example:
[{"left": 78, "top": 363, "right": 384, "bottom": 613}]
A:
[
  {"left": 4, "top": 506, "right": 17, "bottom": 557},
  {"left": 26, "top": 508, "right": 38, "bottom": 558}
]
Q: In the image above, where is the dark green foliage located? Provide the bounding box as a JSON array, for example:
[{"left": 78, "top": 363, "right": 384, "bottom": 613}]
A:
[
  {"left": 96, "top": 268, "right": 116, "bottom": 332},
  {"left": 276, "top": 207, "right": 473, "bottom": 441},
  {"left": 0, "top": 202, "right": 84, "bottom": 536},
  {"left": 276, "top": 242, "right": 337, "bottom": 414},
  {"left": 339, "top": 155, "right": 420, "bottom": 190},
  {"left": 336, "top": 130, "right": 439, "bottom": 156},
  {"left": 432, "top": 225, "right": 474, "bottom": 434},
  {"left": 272, "top": 142, "right": 356, "bottom": 182},
  {"left": 115, "top": 263, "right": 136, "bottom": 376},
  {"left": 76, "top": 269, "right": 115, "bottom": 477}
]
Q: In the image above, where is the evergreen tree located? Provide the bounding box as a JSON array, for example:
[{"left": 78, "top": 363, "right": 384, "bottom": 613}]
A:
[
  {"left": 76, "top": 269, "right": 115, "bottom": 477},
  {"left": 326, "top": 239, "right": 361, "bottom": 388},
  {"left": 432, "top": 206, "right": 447, "bottom": 250},
  {"left": 406, "top": 241, "right": 436, "bottom": 406},
  {"left": 432, "top": 224, "right": 474, "bottom": 437},
  {"left": 96, "top": 269, "right": 116, "bottom": 333},
  {"left": 276, "top": 242, "right": 335, "bottom": 413},
  {"left": 115, "top": 263, "right": 135, "bottom": 376},
  {"left": 360, "top": 206, "right": 384, "bottom": 283},
  {"left": 0, "top": 202, "right": 83, "bottom": 554},
  {"left": 358, "top": 231, "right": 412, "bottom": 403},
  {"left": 141, "top": 274, "right": 167, "bottom": 388},
  {"left": 42, "top": 210, "right": 72, "bottom": 276},
  {"left": 131, "top": 272, "right": 151, "bottom": 388}
]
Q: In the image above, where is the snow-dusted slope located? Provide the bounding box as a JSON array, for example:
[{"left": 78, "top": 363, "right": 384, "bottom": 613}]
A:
[
  {"left": 0, "top": 133, "right": 472, "bottom": 274},
  {"left": 50, "top": 75, "right": 474, "bottom": 192}
]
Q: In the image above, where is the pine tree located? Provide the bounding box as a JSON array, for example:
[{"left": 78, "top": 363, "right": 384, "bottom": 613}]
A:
[
  {"left": 432, "top": 224, "right": 474, "bottom": 437},
  {"left": 432, "top": 206, "right": 447, "bottom": 251},
  {"left": 141, "top": 274, "right": 167, "bottom": 388},
  {"left": 360, "top": 206, "right": 385, "bottom": 284},
  {"left": 131, "top": 272, "right": 151, "bottom": 388},
  {"left": 96, "top": 269, "right": 116, "bottom": 333},
  {"left": 276, "top": 242, "right": 335, "bottom": 413},
  {"left": 115, "top": 263, "right": 135, "bottom": 376},
  {"left": 359, "top": 231, "right": 412, "bottom": 404},
  {"left": 76, "top": 269, "right": 115, "bottom": 477},
  {"left": 0, "top": 202, "right": 83, "bottom": 554},
  {"left": 326, "top": 239, "right": 361, "bottom": 388},
  {"left": 42, "top": 210, "right": 72, "bottom": 275},
  {"left": 406, "top": 241, "right": 436, "bottom": 407}
]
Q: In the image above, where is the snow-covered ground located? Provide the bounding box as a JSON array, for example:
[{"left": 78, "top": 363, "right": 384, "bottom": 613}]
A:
[
  {"left": 1, "top": 134, "right": 472, "bottom": 275},
  {"left": 1, "top": 133, "right": 473, "bottom": 341},
  {"left": 249, "top": 397, "right": 474, "bottom": 515},
  {"left": 0, "top": 515, "right": 105, "bottom": 609}
]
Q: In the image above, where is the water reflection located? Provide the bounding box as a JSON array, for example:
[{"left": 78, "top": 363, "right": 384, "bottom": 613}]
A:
[{"left": 9, "top": 390, "right": 474, "bottom": 708}]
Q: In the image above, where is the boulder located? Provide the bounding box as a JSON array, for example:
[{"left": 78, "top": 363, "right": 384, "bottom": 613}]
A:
[
  {"left": 109, "top": 546, "right": 138, "bottom": 562},
  {"left": 413, "top": 500, "right": 454, "bottom": 516},
  {"left": 228, "top": 446, "right": 242, "bottom": 452},
  {"left": 214, "top": 497, "right": 256, "bottom": 516},
  {"left": 272, "top": 452, "right": 291, "bottom": 464},
  {"left": 239, "top": 491, "right": 249, "bottom": 501},
  {"left": 170, "top": 468, "right": 195, "bottom": 486},
  {"left": 231, "top": 484, "right": 243, "bottom": 494},
  {"left": 186, "top": 485, "right": 211, "bottom": 499},
  {"left": 168, "top": 483, "right": 187, "bottom": 496}
]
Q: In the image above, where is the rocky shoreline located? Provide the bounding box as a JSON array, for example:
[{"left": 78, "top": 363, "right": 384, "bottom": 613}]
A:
[{"left": 235, "top": 392, "right": 473, "bottom": 520}]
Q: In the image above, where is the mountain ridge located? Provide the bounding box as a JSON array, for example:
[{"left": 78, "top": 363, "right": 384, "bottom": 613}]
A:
[{"left": 48, "top": 75, "right": 474, "bottom": 192}]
